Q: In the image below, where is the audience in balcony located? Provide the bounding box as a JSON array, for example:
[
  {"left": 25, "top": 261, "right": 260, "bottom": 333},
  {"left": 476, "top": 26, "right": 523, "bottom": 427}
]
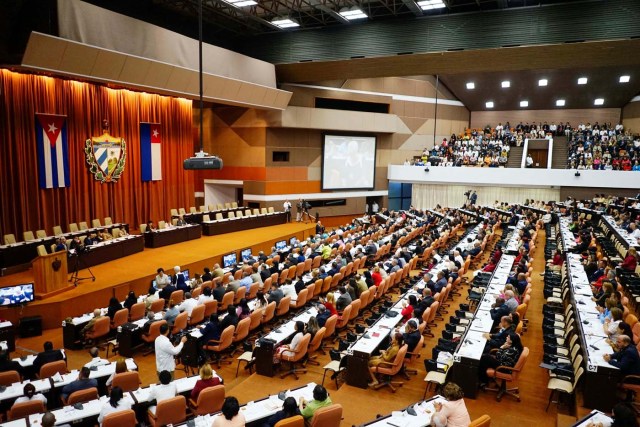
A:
[{"left": 566, "top": 123, "right": 640, "bottom": 170}]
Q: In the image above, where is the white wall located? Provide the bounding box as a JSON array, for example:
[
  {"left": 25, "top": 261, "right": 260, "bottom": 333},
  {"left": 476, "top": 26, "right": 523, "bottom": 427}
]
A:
[
  {"left": 388, "top": 165, "right": 639, "bottom": 190},
  {"left": 204, "top": 184, "right": 238, "bottom": 207}
]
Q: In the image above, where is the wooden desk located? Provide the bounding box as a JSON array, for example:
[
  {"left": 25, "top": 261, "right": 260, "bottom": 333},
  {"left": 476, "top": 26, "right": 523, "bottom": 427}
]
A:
[{"left": 144, "top": 225, "right": 202, "bottom": 248}]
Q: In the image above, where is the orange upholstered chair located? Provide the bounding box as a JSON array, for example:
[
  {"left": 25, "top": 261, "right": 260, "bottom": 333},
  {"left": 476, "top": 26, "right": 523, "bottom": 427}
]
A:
[
  {"left": 171, "top": 312, "right": 189, "bottom": 335},
  {"left": 469, "top": 414, "right": 492, "bottom": 427},
  {"left": 102, "top": 409, "right": 137, "bottom": 427},
  {"left": 111, "top": 308, "right": 129, "bottom": 331},
  {"left": 111, "top": 371, "right": 142, "bottom": 392},
  {"left": 275, "top": 415, "right": 305, "bottom": 427},
  {"left": 147, "top": 395, "right": 186, "bottom": 427},
  {"left": 39, "top": 360, "right": 68, "bottom": 379},
  {"left": 0, "top": 370, "right": 20, "bottom": 386},
  {"left": 8, "top": 400, "right": 45, "bottom": 420},
  {"left": 204, "top": 325, "right": 235, "bottom": 367},
  {"left": 64, "top": 387, "right": 98, "bottom": 405},
  {"left": 149, "top": 298, "right": 166, "bottom": 313},
  {"left": 189, "top": 304, "right": 206, "bottom": 326},
  {"left": 309, "top": 403, "right": 343, "bottom": 427},
  {"left": 129, "top": 302, "right": 145, "bottom": 322},
  {"left": 485, "top": 347, "right": 530, "bottom": 401},
  {"left": 203, "top": 300, "right": 218, "bottom": 318},
  {"left": 369, "top": 344, "right": 409, "bottom": 392},
  {"left": 280, "top": 333, "right": 311, "bottom": 380},
  {"left": 305, "top": 327, "right": 326, "bottom": 366},
  {"left": 86, "top": 316, "right": 111, "bottom": 344},
  {"left": 189, "top": 384, "right": 225, "bottom": 416}
]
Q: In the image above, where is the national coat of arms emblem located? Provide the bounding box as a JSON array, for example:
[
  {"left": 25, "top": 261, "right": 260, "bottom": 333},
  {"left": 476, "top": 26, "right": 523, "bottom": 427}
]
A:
[{"left": 84, "top": 120, "right": 126, "bottom": 183}]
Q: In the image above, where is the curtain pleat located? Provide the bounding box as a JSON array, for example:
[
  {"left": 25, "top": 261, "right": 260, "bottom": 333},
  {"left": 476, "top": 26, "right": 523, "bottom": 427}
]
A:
[
  {"left": 411, "top": 184, "right": 560, "bottom": 210},
  {"left": 0, "top": 70, "right": 195, "bottom": 237}
]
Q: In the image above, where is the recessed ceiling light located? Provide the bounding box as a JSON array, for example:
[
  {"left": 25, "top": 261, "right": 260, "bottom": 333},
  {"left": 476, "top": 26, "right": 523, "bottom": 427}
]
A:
[
  {"left": 417, "top": 0, "right": 446, "bottom": 10},
  {"left": 556, "top": 99, "right": 566, "bottom": 107},
  {"left": 594, "top": 98, "right": 604, "bottom": 106},
  {"left": 466, "top": 82, "right": 475, "bottom": 90},
  {"left": 271, "top": 18, "right": 300, "bottom": 28},
  {"left": 223, "top": 0, "right": 257, "bottom": 6},
  {"left": 620, "top": 75, "right": 630, "bottom": 83},
  {"left": 501, "top": 81, "right": 510, "bottom": 88},
  {"left": 338, "top": 7, "right": 368, "bottom": 20},
  {"left": 520, "top": 100, "right": 529, "bottom": 108},
  {"left": 485, "top": 101, "right": 494, "bottom": 108},
  {"left": 577, "top": 77, "right": 588, "bottom": 85},
  {"left": 538, "top": 79, "right": 548, "bottom": 86}
]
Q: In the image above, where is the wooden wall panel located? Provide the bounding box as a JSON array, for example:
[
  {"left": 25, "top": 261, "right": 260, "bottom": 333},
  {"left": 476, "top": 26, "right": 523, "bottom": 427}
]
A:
[
  {"left": 470, "top": 108, "right": 621, "bottom": 129},
  {"left": 622, "top": 100, "right": 640, "bottom": 133}
]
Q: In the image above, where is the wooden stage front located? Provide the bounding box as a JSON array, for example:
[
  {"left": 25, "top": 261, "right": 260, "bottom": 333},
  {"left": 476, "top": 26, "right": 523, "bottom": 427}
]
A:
[{"left": 0, "top": 222, "right": 316, "bottom": 329}]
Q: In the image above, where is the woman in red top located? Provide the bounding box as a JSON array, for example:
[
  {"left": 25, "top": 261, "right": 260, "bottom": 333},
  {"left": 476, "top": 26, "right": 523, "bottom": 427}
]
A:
[
  {"left": 322, "top": 292, "right": 338, "bottom": 316},
  {"left": 372, "top": 267, "right": 383, "bottom": 287},
  {"left": 191, "top": 363, "right": 221, "bottom": 401},
  {"left": 621, "top": 248, "right": 638, "bottom": 272},
  {"left": 401, "top": 295, "right": 417, "bottom": 323}
]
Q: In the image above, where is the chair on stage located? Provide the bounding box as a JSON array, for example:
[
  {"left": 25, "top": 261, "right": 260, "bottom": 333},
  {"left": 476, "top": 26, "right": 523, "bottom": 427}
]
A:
[
  {"left": 23, "top": 231, "right": 35, "bottom": 241},
  {"left": 53, "top": 225, "right": 63, "bottom": 236},
  {"left": 92, "top": 219, "right": 101, "bottom": 228},
  {"left": 104, "top": 217, "right": 113, "bottom": 226},
  {"left": 36, "top": 229, "right": 47, "bottom": 239},
  {"left": 69, "top": 223, "right": 79, "bottom": 232},
  {"left": 79, "top": 221, "right": 89, "bottom": 230}
]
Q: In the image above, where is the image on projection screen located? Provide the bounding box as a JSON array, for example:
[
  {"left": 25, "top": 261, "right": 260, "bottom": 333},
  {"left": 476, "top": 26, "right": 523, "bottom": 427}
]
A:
[{"left": 322, "top": 135, "right": 376, "bottom": 190}]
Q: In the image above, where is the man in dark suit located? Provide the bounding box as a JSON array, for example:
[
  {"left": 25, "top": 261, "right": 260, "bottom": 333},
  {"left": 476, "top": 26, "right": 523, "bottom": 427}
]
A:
[
  {"left": 0, "top": 350, "right": 25, "bottom": 378},
  {"left": 483, "top": 316, "right": 514, "bottom": 350},
  {"left": 218, "top": 305, "right": 239, "bottom": 332},
  {"left": 212, "top": 282, "right": 227, "bottom": 303},
  {"left": 316, "top": 305, "right": 331, "bottom": 327},
  {"left": 201, "top": 268, "right": 213, "bottom": 283},
  {"left": 33, "top": 341, "right": 65, "bottom": 376},
  {"left": 267, "top": 283, "right": 284, "bottom": 306},
  {"left": 400, "top": 320, "right": 421, "bottom": 352},
  {"left": 60, "top": 367, "right": 97, "bottom": 401},
  {"left": 159, "top": 283, "right": 177, "bottom": 301},
  {"left": 604, "top": 335, "right": 640, "bottom": 376},
  {"left": 433, "top": 271, "right": 448, "bottom": 294},
  {"left": 489, "top": 297, "right": 511, "bottom": 323},
  {"left": 414, "top": 288, "right": 435, "bottom": 320}
]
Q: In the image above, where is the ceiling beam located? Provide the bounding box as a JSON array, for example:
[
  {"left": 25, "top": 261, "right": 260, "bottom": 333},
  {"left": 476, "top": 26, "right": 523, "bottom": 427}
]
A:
[
  {"left": 400, "top": 0, "right": 423, "bottom": 16},
  {"left": 316, "top": 5, "right": 351, "bottom": 23},
  {"left": 274, "top": 39, "right": 640, "bottom": 82}
]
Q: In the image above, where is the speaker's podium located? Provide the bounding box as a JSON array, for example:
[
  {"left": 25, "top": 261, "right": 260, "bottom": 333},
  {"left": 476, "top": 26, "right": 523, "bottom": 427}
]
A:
[{"left": 32, "top": 251, "right": 73, "bottom": 299}]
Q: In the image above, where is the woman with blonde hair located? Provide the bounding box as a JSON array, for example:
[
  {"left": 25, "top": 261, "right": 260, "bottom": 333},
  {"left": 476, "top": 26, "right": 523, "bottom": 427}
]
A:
[
  {"left": 191, "top": 363, "right": 221, "bottom": 401},
  {"left": 322, "top": 292, "right": 338, "bottom": 316},
  {"left": 106, "top": 358, "right": 128, "bottom": 387}
]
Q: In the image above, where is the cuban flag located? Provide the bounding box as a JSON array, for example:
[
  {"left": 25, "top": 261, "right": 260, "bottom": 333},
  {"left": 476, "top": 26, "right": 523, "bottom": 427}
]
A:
[
  {"left": 35, "top": 113, "right": 70, "bottom": 189},
  {"left": 140, "top": 123, "right": 162, "bottom": 181}
]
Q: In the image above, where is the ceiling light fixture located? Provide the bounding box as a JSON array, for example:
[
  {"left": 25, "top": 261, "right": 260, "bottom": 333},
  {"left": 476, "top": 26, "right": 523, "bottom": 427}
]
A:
[
  {"left": 577, "top": 77, "right": 588, "bottom": 85},
  {"left": 223, "top": 0, "right": 257, "bottom": 6},
  {"left": 339, "top": 7, "right": 368, "bottom": 20},
  {"left": 538, "top": 79, "right": 548, "bottom": 86},
  {"left": 556, "top": 99, "right": 566, "bottom": 107},
  {"left": 485, "top": 101, "right": 494, "bottom": 108},
  {"left": 620, "top": 75, "right": 630, "bottom": 83},
  {"left": 466, "top": 82, "right": 475, "bottom": 90},
  {"left": 501, "top": 81, "right": 510, "bottom": 88},
  {"left": 520, "top": 100, "right": 529, "bottom": 108},
  {"left": 417, "top": 0, "right": 446, "bottom": 10},
  {"left": 594, "top": 98, "right": 604, "bottom": 106},
  {"left": 271, "top": 18, "right": 300, "bottom": 28}
]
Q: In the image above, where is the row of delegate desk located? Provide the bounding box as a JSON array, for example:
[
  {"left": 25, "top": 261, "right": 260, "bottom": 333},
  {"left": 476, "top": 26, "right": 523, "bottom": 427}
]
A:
[
  {"left": 600, "top": 214, "right": 640, "bottom": 250},
  {"left": 448, "top": 254, "right": 516, "bottom": 398},
  {"left": 202, "top": 212, "right": 287, "bottom": 236},
  {"left": 171, "top": 206, "right": 252, "bottom": 225},
  {"left": 558, "top": 216, "right": 620, "bottom": 411},
  {"left": 342, "top": 222, "right": 482, "bottom": 389},
  {"left": 0, "top": 223, "right": 130, "bottom": 272}
]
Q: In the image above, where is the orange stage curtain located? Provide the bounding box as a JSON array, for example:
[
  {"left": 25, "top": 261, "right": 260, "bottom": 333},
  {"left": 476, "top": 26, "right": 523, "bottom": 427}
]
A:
[{"left": 0, "top": 69, "right": 195, "bottom": 237}]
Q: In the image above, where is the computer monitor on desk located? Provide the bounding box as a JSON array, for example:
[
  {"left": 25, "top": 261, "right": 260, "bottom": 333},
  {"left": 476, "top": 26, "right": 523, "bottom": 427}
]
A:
[
  {"left": 0, "top": 283, "right": 34, "bottom": 306},
  {"left": 223, "top": 253, "right": 237, "bottom": 269},
  {"left": 240, "top": 248, "right": 252, "bottom": 262},
  {"left": 275, "top": 240, "right": 287, "bottom": 251}
]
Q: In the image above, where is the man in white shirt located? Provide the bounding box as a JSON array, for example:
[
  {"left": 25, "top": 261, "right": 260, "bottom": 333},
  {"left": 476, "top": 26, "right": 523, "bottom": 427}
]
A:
[
  {"left": 281, "top": 280, "right": 297, "bottom": 300},
  {"left": 147, "top": 370, "right": 177, "bottom": 415},
  {"left": 526, "top": 154, "right": 533, "bottom": 168},
  {"left": 283, "top": 199, "right": 292, "bottom": 223},
  {"left": 372, "top": 201, "right": 379, "bottom": 214},
  {"left": 629, "top": 222, "right": 640, "bottom": 240},
  {"left": 178, "top": 292, "right": 198, "bottom": 316},
  {"left": 155, "top": 324, "right": 187, "bottom": 379},
  {"left": 84, "top": 347, "right": 109, "bottom": 369}
]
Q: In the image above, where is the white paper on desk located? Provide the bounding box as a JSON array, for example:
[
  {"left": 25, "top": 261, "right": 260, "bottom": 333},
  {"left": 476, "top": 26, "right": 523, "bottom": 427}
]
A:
[{"left": 51, "top": 372, "right": 63, "bottom": 382}]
